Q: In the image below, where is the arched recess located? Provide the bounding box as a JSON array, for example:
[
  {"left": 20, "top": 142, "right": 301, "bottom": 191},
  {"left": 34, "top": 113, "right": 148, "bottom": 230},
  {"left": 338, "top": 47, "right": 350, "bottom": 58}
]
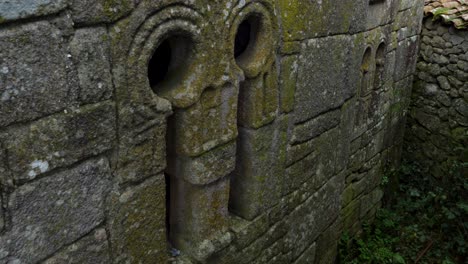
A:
[
  {"left": 373, "top": 42, "right": 386, "bottom": 90},
  {"left": 366, "top": 41, "right": 387, "bottom": 123},
  {"left": 228, "top": 2, "right": 280, "bottom": 221},
  {"left": 147, "top": 32, "right": 196, "bottom": 247},
  {"left": 354, "top": 47, "right": 373, "bottom": 130},
  {"left": 360, "top": 47, "right": 373, "bottom": 97},
  {"left": 109, "top": 4, "right": 210, "bottom": 262}
]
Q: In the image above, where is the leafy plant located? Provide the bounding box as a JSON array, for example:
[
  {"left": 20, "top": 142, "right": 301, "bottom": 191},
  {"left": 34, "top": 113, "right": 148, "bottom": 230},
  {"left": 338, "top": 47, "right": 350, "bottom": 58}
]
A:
[{"left": 339, "top": 160, "right": 467, "bottom": 263}]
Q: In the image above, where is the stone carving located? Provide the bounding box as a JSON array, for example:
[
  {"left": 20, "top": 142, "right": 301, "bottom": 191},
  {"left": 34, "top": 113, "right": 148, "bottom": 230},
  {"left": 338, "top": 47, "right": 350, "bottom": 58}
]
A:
[
  {"left": 111, "top": 0, "right": 280, "bottom": 260},
  {"left": 229, "top": 1, "right": 281, "bottom": 221},
  {"left": 0, "top": 0, "right": 425, "bottom": 263},
  {"left": 354, "top": 42, "right": 387, "bottom": 135}
]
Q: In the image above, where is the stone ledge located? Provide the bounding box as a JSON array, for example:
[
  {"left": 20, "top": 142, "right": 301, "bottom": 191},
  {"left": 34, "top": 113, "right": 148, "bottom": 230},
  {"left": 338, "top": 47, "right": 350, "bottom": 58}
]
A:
[
  {"left": 0, "top": 0, "right": 67, "bottom": 24},
  {"left": 0, "top": 157, "right": 111, "bottom": 263},
  {"left": 0, "top": 101, "right": 116, "bottom": 184}
]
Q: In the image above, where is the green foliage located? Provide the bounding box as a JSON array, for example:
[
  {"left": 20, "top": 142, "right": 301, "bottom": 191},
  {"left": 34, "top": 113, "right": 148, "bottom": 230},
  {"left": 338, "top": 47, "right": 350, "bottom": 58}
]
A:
[
  {"left": 339, "top": 160, "right": 467, "bottom": 264},
  {"left": 339, "top": 210, "right": 405, "bottom": 264},
  {"left": 432, "top": 7, "right": 452, "bottom": 20}
]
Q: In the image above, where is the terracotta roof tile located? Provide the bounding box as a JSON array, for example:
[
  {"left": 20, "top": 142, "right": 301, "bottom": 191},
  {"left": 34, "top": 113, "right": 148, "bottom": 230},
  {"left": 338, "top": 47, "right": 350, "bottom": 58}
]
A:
[{"left": 424, "top": 0, "right": 468, "bottom": 29}]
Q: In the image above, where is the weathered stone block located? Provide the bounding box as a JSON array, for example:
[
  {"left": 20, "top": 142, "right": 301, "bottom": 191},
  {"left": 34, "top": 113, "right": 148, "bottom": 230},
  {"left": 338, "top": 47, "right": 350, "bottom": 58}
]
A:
[
  {"left": 365, "top": 129, "right": 386, "bottom": 161},
  {"left": 286, "top": 139, "right": 314, "bottom": 168},
  {"left": 293, "top": 242, "right": 316, "bottom": 264},
  {"left": 394, "top": 36, "right": 420, "bottom": 81},
  {"left": 169, "top": 176, "right": 229, "bottom": 260},
  {"left": 230, "top": 214, "right": 269, "bottom": 250},
  {"left": 394, "top": 1, "right": 424, "bottom": 36},
  {"left": 230, "top": 122, "right": 284, "bottom": 220},
  {"left": 251, "top": 239, "right": 286, "bottom": 264},
  {"left": 0, "top": 141, "right": 9, "bottom": 187},
  {"left": 116, "top": 101, "right": 170, "bottom": 184},
  {"left": 315, "top": 218, "right": 342, "bottom": 264},
  {"left": 279, "top": 55, "right": 299, "bottom": 113},
  {"left": 366, "top": 0, "right": 398, "bottom": 31},
  {"left": 285, "top": 173, "right": 344, "bottom": 260},
  {"left": 411, "top": 108, "right": 448, "bottom": 135},
  {"left": 291, "top": 109, "right": 341, "bottom": 144},
  {"left": 239, "top": 221, "right": 288, "bottom": 264},
  {"left": 173, "top": 85, "right": 238, "bottom": 156},
  {"left": 70, "top": 27, "right": 113, "bottom": 104},
  {"left": 0, "top": 20, "right": 78, "bottom": 127},
  {"left": 285, "top": 151, "right": 317, "bottom": 195},
  {"left": 336, "top": 100, "right": 355, "bottom": 172},
  {"left": 0, "top": 0, "right": 67, "bottom": 23},
  {"left": 70, "top": 0, "right": 135, "bottom": 25},
  {"left": 295, "top": 35, "right": 359, "bottom": 123},
  {"left": 237, "top": 70, "right": 279, "bottom": 129},
  {"left": 278, "top": 0, "right": 363, "bottom": 40},
  {"left": 2, "top": 102, "right": 115, "bottom": 183},
  {"left": 0, "top": 195, "right": 3, "bottom": 232},
  {"left": 314, "top": 128, "right": 341, "bottom": 189},
  {"left": 43, "top": 228, "right": 111, "bottom": 264},
  {"left": 168, "top": 141, "right": 236, "bottom": 185},
  {"left": 0, "top": 158, "right": 111, "bottom": 263},
  {"left": 107, "top": 175, "right": 168, "bottom": 263}
]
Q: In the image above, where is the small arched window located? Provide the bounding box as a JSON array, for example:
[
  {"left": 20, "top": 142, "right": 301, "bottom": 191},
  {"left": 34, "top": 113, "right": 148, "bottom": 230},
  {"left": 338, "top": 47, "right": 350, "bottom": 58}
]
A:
[
  {"left": 360, "top": 47, "right": 373, "bottom": 97},
  {"left": 373, "top": 43, "right": 386, "bottom": 90}
]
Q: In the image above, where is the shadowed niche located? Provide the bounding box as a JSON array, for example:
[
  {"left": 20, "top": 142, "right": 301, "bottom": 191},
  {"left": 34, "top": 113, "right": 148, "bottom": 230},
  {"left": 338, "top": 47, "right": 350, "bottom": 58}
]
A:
[
  {"left": 147, "top": 35, "right": 193, "bottom": 95},
  {"left": 148, "top": 39, "right": 171, "bottom": 88},
  {"left": 235, "top": 19, "right": 251, "bottom": 58}
]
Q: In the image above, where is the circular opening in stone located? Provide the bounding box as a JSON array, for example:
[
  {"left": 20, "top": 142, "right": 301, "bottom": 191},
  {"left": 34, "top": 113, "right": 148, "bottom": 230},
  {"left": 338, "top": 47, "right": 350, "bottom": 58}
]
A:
[
  {"left": 235, "top": 19, "right": 252, "bottom": 58},
  {"left": 148, "top": 34, "right": 193, "bottom": 94},
  {"left": 234, "top": 14, "right": 266, "bottom": 67}
]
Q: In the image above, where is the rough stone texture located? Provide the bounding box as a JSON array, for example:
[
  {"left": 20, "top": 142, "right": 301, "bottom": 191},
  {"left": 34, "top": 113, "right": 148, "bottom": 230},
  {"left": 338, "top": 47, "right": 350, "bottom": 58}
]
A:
[
  {"left": 0, "top": 0, "right": 424, "bottom": 263},
  {"left": 0, "top": 158, "right": 111, "bottom": 263},
  {"left": 107, "top": 175, "right": 168, "bottom": 264},
  {"left": 0, "top": 101, "right": 115, "bottom": 184},
  {"left": 43, "top": 228, "right": 111, "bottom": 264},
  {"left": 0, "top": 20, "right": 78, "bottom": 127},
  {"left": 0, "top": 0, "right": 67, "bottom": 23},
  {"left": 404, "top": 18, "right": 468, "bottom": 178},
  {"left": 294, "top": 35, "right": 359, "bottom": 123},
  {"left": 70, "top": 27, "right": 113, "bottom": 104},
  {"left": 0, "top": 194, "right": 4, "bottom": 232},
  {"left": 293, "top": 242, "right": 316, "bottom": 264},
  {"left": 70, "top": 0, "right": 135, "bottom": 25}
]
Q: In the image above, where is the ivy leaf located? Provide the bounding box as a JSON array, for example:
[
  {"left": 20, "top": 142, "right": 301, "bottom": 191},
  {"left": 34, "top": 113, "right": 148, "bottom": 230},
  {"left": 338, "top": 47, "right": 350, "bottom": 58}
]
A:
[
  {"left": 409, "top": 188, "right": 420, "bottom": 197},
  {"left": 456, "top": 202, "right": 468, "bottom": 213},
  {"left": 443, "top": 207, "right": 456, "bottom": 220},
  {"left": 393, "top": 254, "right": 406, "bottom": 264}
]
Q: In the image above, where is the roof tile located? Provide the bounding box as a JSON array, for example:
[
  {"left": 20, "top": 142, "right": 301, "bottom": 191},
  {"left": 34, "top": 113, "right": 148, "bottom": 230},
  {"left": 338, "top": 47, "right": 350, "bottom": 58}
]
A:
[{"left": 424, "top": 0, "right": 468, "bottom": 29}]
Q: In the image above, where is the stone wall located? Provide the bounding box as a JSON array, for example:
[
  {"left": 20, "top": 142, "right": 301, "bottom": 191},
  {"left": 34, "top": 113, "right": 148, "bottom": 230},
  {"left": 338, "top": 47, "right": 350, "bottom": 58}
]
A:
[
  {"left": 404, "top": 18, "right": 467, "bottom": 178},
  {"left": 0, "top": 0, "right": 423, "bottom": 263}
]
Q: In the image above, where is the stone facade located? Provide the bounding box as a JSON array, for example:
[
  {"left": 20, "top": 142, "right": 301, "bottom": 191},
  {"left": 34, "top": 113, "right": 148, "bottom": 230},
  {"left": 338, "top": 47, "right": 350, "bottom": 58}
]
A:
[
  {"left": 0, "top": 0, "right": 423, "bottom": 263},
  {"left": 405, "top": 17, "right": 468, "bottom": 178}
]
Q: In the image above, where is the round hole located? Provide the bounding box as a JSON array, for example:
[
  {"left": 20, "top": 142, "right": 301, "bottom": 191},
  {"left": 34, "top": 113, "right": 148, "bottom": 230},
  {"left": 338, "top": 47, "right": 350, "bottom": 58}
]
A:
[
  {"left": 148, "top": 39, "right": 171, "bottom": 88},
  {"left": 235, "top": 19, "right": 251, "bottom": 58},
  {"left": 233, "top": 14, "right": 270, "bottom": 72},
  {"left": 148, "top": 35, "right": 193, "bottom": 94}
]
